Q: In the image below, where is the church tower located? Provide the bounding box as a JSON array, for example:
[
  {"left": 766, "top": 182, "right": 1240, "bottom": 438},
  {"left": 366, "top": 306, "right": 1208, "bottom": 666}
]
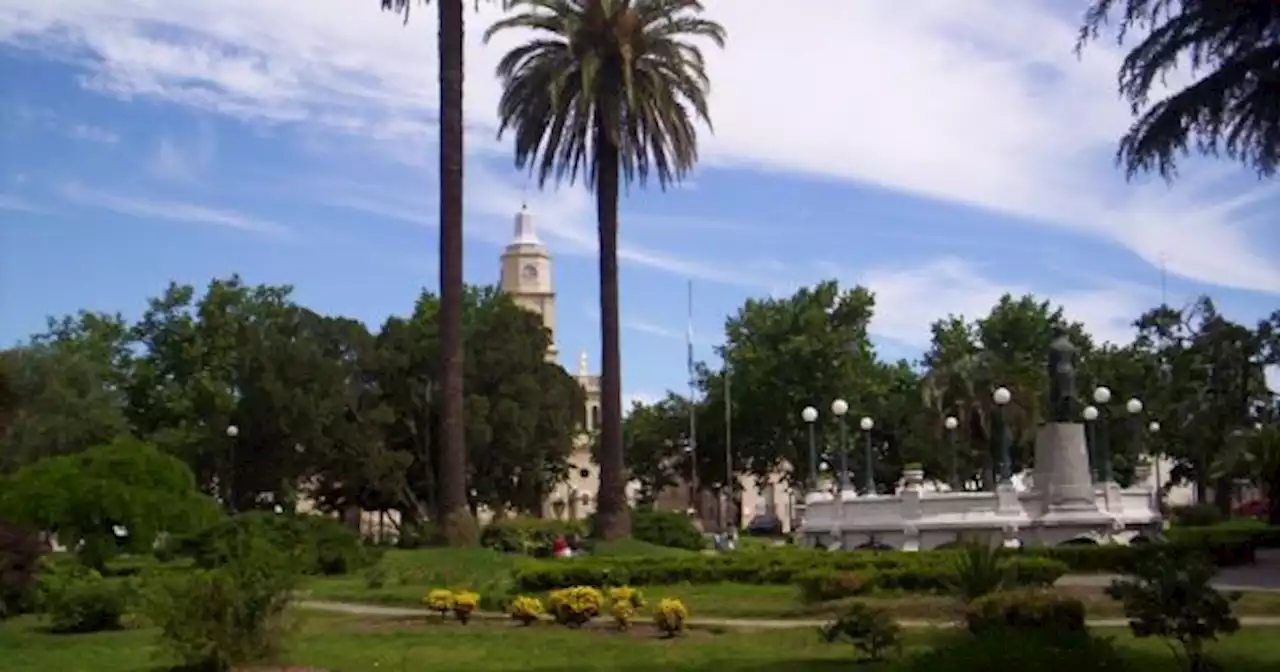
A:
[{"left": 499, "top": 206, "right": 558, "bottom": 360}]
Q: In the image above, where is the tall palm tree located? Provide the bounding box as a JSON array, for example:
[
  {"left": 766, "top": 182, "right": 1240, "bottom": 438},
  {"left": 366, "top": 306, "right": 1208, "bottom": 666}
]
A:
[
  {"left": 485, "top": 0, "right": 725, "bottom": 539},
  {"left": 1077, "top": 0, "right": 1280, "bottom": 180},
  {"left": 381, "top": 0, "right": 477, "bottom": 545}
]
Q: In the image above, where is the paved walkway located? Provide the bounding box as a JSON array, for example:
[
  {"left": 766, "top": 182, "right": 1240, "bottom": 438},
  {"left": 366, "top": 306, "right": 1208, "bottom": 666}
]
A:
[{"left": 294, "top": 600, "right": 1280, "bottom": 631}]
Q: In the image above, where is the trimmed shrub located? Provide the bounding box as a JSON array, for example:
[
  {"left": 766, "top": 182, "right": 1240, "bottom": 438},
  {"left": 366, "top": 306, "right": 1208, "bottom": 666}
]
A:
[
  {"left": 34, "top": 562, "right": 134, "bottom": 634},
  {"left": 547, "top": 586, "right": 603, "bottom": 627},
  {"left": 797, "top": 569, "right": 875, "bottom": 602},
  {"left": 0, "top": 521, "right": 46, "bottom": 619},
  {"left": 510, "top": 537, "right": 1249, "bottom": 592},
  {"left": 507, "top": 595, "right": 543, "bottom": 625},
  {"left": 1171, "top": 504, "right": 1224, "bottom": 528},
  {"left": 631, "top": 508, "right": 705, "bottom": 551},
  {"left": 480, "top": 518, "right": 587, "bottom": 557},
  {"left": 965, "top": 588, "right": 1086, "bottom": 636}
]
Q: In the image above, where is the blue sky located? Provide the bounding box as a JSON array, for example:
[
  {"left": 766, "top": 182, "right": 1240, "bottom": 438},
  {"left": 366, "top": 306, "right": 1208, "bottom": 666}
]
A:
[{"left": 1, "top": 1, "right": 1278, "bottom": 405}]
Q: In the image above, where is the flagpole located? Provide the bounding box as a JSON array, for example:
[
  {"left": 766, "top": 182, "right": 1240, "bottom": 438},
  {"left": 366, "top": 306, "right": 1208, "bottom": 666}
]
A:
[{"left": 687, "top": 280, "right": 698, "bottom": 516}]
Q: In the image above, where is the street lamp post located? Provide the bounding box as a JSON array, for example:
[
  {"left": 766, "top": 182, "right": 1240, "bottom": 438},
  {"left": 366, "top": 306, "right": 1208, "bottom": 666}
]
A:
[
  {"left": 801, "top": 406, "right": 819, "bottom": 490},
  {"left": 1083, "top": 405, "right": 1100, "bottom": 482},
  {"left": 1093, "top": 386, "right": 1113, "bottom": 482},
  {"left": 859, "top": 416, "right": 875, "bottom": 495},
  {"left": 831, "top": 399, "right": 850, "bottom": 491},
  {"left": 1148, "top": 420, "right": 1162, "bottom": 507},
  {"left": 1126, "top": 398, "right": 1144, "bottom": 486},
  {"left": 992, "top": 387, "right": 1012, "bottom": 482},
  {"left": 225, "top": 424, "right": 239, "bottom": 513},
  {"left": 944, "top": 416, "right": 959, "bottom": 490}
]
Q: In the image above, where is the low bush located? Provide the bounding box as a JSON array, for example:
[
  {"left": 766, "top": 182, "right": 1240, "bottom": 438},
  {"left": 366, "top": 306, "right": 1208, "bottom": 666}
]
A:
[
  {"left": 547, "top": 586, "right": 603, "bottom": 627},
  {"left": 903, "top": 630, "right": 1126, "bottom": 672},
  {"left": 964, "top": 588, "right": 1086, "bottom": 636},
  {"left": 144, "top": 528, "right": 298, "bottom": 672},
  {"left": 480, "top": 518, "right": 587, "bottom": 557},
  {"left": 34, "top": 561, "right": 134, "bottom": 634},
  {"left": 654, "top": 598, "right": 688, "bottom": 637},
  {"left": 1171, "top": 504, "right": 1225, "bottom": 528},
  {"left": 425, "top": 589, "right": 454, "bottom": 617},
  {"left": 452, "top": 590, "right": 479, "bottom": 624},
  {"left": 819, "top": 602, "right": 902, "bottom": 662},
  {"left": 0, "top": 520, "right": 46, "bottom": 619},
  {"left": 507, "top": 595, "right": 543, "bottom": 625},
  {"left": 631, "top": 508, "right": 705, "bottom": 551}
]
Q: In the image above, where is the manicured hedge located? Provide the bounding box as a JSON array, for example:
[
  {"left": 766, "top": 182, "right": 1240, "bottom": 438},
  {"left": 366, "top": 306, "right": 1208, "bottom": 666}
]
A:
[
  {"left": 511, "top": 533, "right": 1260, "bottom": 592},
  {"left": 1170, "top": 522, "right": 1280, "bottom": 550},
  {"left": 795, "top": 556, "right": 1068, "bottom": 601},
  {"left": 480, "top": 518, "right": 588, "bottom": 557}
]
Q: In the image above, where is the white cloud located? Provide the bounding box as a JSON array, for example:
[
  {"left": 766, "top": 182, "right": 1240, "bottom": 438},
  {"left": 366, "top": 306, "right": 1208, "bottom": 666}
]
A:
[
  {"left": 147, "top": 123, "right": 216, "bottom": 182},
  {"left": 3, "top": 0, "right": 1275, "bottom": 294},
  {"left": 67, "top": 122, "right": 119, "bottom": 144},
  {"left": 60, "top": 183, "right": 292, "bottom": 238},
  {"left": 0, "top": 193, "right": 48, "bottom": 214},
  {"left": 852, "top": 257, "right": 1151, "bottom": 348}
]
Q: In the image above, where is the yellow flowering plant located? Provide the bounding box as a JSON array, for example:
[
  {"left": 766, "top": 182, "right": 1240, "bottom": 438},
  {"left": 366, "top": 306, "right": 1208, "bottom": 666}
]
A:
[
  {"left": 452, "top": 591, "right": 480, "bottom": 624},
  {"left": 548, "top": 586, "right": 603, "bottom": 628},
  {"left": 654, "top": 598, "right": 689, "bottom": 638},
  {"left": 425, "top": 589, "right": 454, "bottom": 618},
  {"left": 508, "top": 595, "right": 544, "bottom": 626},
  {"left": 608, "top": 586, "right": 645, "bottom": 609}
]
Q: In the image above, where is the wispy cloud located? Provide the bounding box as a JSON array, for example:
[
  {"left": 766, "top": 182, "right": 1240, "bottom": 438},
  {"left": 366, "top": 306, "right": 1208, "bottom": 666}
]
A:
[
  {"left": 66, "top": 122, "right": 119, "bottom": 144},
  {"left": 60, "top": 183, "right": 292, "bottom": 238},
  {"left": 147, "top": 122, "right": 217, "bottom": 182},
  {"left": 2, "top": 0, "right": 1275, "bottom": 291},
  {"left": 0, "top": 193, "right": 49, "bottom": 214}
]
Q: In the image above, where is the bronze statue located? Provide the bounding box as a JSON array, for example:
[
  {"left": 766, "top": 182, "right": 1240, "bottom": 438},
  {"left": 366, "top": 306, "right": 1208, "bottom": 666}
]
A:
[{"left": 1047, "top": 329, "right": 1078, "bottom": 422}]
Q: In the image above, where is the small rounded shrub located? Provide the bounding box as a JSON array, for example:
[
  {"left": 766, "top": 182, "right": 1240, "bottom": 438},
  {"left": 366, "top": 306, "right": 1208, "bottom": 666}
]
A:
[
  {"left": 452, "top": 591, "right": 479, "bottom": 624},
  {"left": 819, "top": 602, "right": 902, "bottom": 662},
  {"left": 178, "top": 511, "right": 370, "bottom": 576},
  {"left": 35, "top": 561, "right": 134, "bottom": 634},
  {"left": 631, "top": 508, "right": 705, "bottom": 551},
  {"left": 1171, "top": 504, "right": 1224, "bottom": 528},
  {"left": 507, "top": 595, "right": 543, "bottom": 626},
  {"left": 425, "top": 589, "right": 454, "bottom": 617},
  {"left": 608, "top": 586, "right": 645, "bottom": 631},
  {"left": 547, "top": 586, "right": 602, "bottom": 627},
  {"left": 654, "top": 598, "right": 688, "bottom": 637},
  {"left": 965, "top": 588, "right": 1086, "bottom": 636}
]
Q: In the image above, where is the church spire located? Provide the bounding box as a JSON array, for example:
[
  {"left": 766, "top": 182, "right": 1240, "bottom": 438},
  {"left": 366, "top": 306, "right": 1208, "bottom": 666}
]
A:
[{"left": 511, "top": 204, "right": 541, "bottom": 246}]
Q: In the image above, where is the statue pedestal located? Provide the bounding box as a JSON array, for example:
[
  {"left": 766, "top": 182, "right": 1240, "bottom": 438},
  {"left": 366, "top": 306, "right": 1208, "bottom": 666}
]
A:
[{"left": 1034, "top": 423, "right": 1096, "bottom": 512}]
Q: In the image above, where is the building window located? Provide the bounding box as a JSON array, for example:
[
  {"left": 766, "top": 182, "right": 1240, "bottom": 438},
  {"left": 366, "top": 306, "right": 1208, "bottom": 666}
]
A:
[{"left": 590, "top": 405, "right": 601, "bottom": 431}]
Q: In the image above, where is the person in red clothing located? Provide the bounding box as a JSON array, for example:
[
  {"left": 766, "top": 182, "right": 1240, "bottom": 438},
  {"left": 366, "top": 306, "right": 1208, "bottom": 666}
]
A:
[{"left": 551, "top": 534, "right": 571, "bottom": 558}]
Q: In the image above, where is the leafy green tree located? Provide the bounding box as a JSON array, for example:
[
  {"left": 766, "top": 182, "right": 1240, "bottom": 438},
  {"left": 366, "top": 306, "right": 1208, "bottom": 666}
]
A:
[
  {"left": 619, "top": 395, "right": 689, "bottom": 504},
  {"left": 380, "top": 0, "right": 477, "bottom": 547},
  {"left": 462, "top": 286, "right": 583, "bottom": 517},
  {"left": 921, "top": 295, "right": 1092, "bottom": 489},
  {"left": 0, "top": 312, "right": 132, "bottom": 472},
  {"left": 1133, "top": 297, "right": 1272, "bottom": 506},
  {"left": 718, "top": 281, "right": 879, "bottom": 489},
  {"left": 0, "top": 437, "right": 220, "bottom": 570},
  {"left": 486, "top": 0, "right": 726, "bottom": 540},
  {"left": 1077, "top": 0, "right": 1280, "bottom": 180}
]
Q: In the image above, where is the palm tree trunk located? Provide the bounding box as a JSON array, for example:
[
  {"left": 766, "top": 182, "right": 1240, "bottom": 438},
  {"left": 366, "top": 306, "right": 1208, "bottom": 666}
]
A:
[
  {"left": 435, "top": 0, "right": 477, "bottom": 546},
  {"left": 591, "top": 118, "right": 630, "bottom": 541}
]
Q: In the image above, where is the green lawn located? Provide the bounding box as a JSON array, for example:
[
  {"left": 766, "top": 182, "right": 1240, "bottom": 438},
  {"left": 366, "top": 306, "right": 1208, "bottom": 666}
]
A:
[
  {"left": 3, "top": 611, "right": 1279, "bottom": 672},
  {"left": 305, "top": 547, "right": 1280, "bottom": 620}
]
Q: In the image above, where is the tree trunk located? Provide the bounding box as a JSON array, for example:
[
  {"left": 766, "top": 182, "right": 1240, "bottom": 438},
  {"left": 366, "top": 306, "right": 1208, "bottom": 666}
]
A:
[
  {"left": 435, "top": 0, "right": 477, "bottom": 546},
  {"left": 590, "top": 116, "right": 630, "bottom": 541}
]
